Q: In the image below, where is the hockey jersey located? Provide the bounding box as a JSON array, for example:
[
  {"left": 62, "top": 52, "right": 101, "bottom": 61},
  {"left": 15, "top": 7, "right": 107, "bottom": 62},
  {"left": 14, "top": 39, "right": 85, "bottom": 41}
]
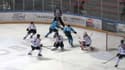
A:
[
  {"left": 27, "top": 24, "right": 36, "bottom": 30},
  {"left": 118, "top": 44, "right": 125, "bottom": 55},
  {"left": 50, "top": 21, "right": 60, "bottom": 30},
  {"left": 84, "top": 35, "right": 92, "bottom": 45},
  {"left": 55, "top": 35, "right": 63, "bottom": 43},
  {"left": 31, "top": 37, "right": 41, "bottom": 47},
  {"left": 63, "top": 26, "right": 76, "bottom": 33}
]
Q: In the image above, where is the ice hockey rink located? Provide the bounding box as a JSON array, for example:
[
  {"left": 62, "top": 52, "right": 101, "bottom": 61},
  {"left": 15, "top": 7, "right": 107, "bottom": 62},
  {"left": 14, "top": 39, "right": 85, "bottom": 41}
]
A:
[{"left": 0, "top": 23, "right": 124, "bottom": 70}]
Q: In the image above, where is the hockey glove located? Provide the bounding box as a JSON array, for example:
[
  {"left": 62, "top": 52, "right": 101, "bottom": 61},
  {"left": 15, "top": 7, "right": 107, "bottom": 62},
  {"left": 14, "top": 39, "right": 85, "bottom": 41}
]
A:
[
  {"left": 40, "top": 44, "right": 43, "bottom": 47},
  {"left": 61, "top": 27, "right": 63, "bottom": 30},
  {"left": 26, "top": 28, "right": 29, "bottom": 31},
  {"left": 116, "top": 53, "right": 120, "bottom": 57},
  {"left": 74, "top": 32, "right": 77, "bottom": 34}
]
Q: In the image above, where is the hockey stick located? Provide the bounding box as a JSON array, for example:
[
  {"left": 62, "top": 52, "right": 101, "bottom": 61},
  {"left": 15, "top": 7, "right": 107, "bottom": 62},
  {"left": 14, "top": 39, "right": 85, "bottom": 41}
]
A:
[
  {"left": 42, "top": 45, "right": 52, "bottom": 50},
  {"left": 102, "top": 56, "right": 116, "bottom": 64}
]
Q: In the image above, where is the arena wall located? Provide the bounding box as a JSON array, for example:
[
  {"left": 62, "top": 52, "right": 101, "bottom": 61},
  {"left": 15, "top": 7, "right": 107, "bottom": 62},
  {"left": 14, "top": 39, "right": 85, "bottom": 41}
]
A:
[
  {"left": 0, "top": 12, "right": 124, "bottom": 37},
  {"left": 0, "top": 12, "right": 102, "bottom": 30}
]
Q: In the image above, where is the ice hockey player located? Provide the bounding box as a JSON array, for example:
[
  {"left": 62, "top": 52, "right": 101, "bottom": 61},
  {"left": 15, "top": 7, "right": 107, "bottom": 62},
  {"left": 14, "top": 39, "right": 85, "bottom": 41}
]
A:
[
  {"left": 79, "top": 32, "right": 93, "bottom": 51},
  {"left": 45, "top": 18, "right": 62, "bottom": 38},
  {"left": 115, "top": 40, "right": 125, "bottom": 67},
  {"left": 28, "top": 34, "right": 42, "bottom": 56},
  {"left": 63, "top": 25, "right": 77, "bottom": 47},
  {"left": 52, "top": 32, "right": 64, "bottom": 51},
  {"left": 23, "top": 22, "right": 37, "bottom": 40},
  {"left": 54, "top": 7, "right": 65, "bottom": 27}
]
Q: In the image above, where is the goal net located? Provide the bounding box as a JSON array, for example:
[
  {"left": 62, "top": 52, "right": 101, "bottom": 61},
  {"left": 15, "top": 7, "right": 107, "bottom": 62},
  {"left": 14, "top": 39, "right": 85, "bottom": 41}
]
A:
[
  {"left": 105, "top": 32, "right": 125, "bottom": 51},
  {"left": 89, "top": 31, "right": 125, "bottom": 51}
]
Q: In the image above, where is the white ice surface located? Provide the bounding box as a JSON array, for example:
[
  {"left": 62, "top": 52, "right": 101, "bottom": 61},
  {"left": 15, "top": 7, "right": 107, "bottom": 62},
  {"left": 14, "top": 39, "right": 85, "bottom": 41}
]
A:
[{"left": 0, "top": 24, "right": 124, "bottom": 70}]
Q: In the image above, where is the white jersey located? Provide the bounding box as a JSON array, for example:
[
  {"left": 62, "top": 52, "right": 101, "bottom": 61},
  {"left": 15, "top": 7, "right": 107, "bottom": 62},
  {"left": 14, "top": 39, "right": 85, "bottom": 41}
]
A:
[
  {"left": 31, "top": 37, "right": 41, "bottom": 47},
  {"left": 118, "top": 44, "right": 125, "bottom": 55},
  {"left": 28, "top": 24, "right": 36, "bottom": 30},
  {"left": 55, "top": 35, "right": 63, "bottom": 43},
  {"left": 84, "top": 36, "right": 92, "bottom": 45}
]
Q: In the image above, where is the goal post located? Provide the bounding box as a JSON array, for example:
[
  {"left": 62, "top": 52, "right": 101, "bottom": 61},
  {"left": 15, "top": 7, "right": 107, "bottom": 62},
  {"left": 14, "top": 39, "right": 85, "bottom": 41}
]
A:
[{"left": 105, "top": 32, "right": 125, "bottom": 51}]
